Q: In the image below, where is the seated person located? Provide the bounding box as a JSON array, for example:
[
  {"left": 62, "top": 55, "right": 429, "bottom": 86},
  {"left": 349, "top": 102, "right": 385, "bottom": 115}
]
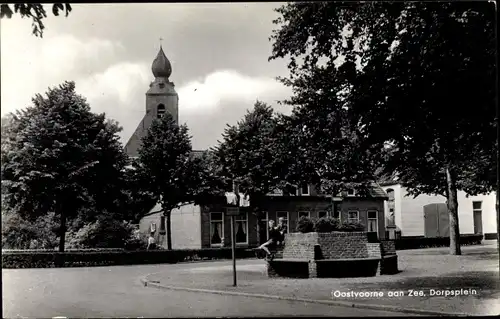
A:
[
  {"left": 147, "top": 232, "right": 156, "bottom": 250},
  {"left": 275, "top": 217, "right": 287, "bottom": 246},
  {"left": 258, "top": 220, "right": 281, "bottom": 260}
]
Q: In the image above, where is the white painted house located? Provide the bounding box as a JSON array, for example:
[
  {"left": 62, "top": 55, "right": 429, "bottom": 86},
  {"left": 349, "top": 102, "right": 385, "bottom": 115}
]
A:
[{"left": 380, "top": 181, "right": 497, "bottom": 239}]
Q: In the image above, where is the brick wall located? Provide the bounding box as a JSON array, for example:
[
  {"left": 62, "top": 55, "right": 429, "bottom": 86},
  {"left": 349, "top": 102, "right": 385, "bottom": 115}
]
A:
[
  {"left": 380, "top": 240, "right": 396, "bottom": 256},
  {"left": 282, "top": 233, "right": 318, "bottom": 260},
  {"left": 366, "top": 243, "right": 382, "bottom": 259},
  {"left": 282, "top": 232, "right": 372, "bottom": 260},
  {"left": 318, "top": 232, "right": 369, "bottom": 259}
]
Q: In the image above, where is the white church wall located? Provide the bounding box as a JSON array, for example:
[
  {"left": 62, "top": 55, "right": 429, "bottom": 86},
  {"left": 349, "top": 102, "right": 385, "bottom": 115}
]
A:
[
  {"left": 383, "top": 183, "right": 497, "bottom": 238},
  {"left": 171, "top": 203, "right": 202, "bottom": 249}
]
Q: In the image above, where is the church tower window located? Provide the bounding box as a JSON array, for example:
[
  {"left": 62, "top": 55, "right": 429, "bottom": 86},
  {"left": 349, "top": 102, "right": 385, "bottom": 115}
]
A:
[{"left": 157, "top": 104, "right": 166, "bottom": 119}]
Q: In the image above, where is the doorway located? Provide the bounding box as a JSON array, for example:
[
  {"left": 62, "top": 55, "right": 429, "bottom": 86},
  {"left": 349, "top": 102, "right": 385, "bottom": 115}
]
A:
[{"left": 473, "top": 211, "right": 483, "bottom": 234}]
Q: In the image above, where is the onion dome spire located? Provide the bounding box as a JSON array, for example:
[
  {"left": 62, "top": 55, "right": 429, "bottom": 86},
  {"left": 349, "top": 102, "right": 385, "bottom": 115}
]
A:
[{"left": 151, "top": 43, "right": 172, "bottom": 79}]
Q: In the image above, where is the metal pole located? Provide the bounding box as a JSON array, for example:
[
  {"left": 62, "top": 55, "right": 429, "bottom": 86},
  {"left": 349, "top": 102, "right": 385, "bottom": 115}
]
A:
[
  {"left": 493, "top": 0, "right": 500, "bottom": 278},
  {"left": 231, "top": 215, "right": 237, "bottom": 287}
]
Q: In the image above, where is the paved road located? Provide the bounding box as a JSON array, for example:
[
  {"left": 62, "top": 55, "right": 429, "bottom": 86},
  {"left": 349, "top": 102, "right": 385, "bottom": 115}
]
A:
[{"left": 3, "top": 264, "right": 408, "bottom": 317}]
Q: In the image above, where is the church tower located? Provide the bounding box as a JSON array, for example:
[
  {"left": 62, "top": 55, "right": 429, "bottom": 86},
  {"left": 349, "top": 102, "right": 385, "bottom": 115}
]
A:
[{"left": 125, "top": 45, "right": 179, "bottom": 158}]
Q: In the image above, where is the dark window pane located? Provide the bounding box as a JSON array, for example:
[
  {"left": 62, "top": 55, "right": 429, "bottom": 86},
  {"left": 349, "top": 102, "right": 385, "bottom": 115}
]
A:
[
  {"left": 368, "top": 211, "right": 377, "bottom": 219},
  {"left": 211, "top": 222, "right": 222, "bottom": 244},
  {"left": 472, "top": 201, "right": 482, "bottom": 210},
  {"left": 348, "top": 211, "right": 358, "bottom": 219},
  {"left": 277, "top": 212, "right": 288, "bottom": 220},
  {"left": 301, "top": 183, "right": 309, "bottom": 194},
  {"left": 160, "top": 216, "right": 166, "bottom": 230},
  {"left": 332, "top": 210, "right": 340, "bottom": 219},
  {"left": 157, "top": 104, "right": 166, "bottom": 119},
  {"left": 298, "top": 211, "right": 309, "bottom": 218},
  {"left": 235, "top": 220, "right": 247, "bottom": 243},
  {"left": 211, "top": 212, "right": 223, "bottom": 221},
  {"left": 318, "top": 211, "right": 327, "bottom": 218}
]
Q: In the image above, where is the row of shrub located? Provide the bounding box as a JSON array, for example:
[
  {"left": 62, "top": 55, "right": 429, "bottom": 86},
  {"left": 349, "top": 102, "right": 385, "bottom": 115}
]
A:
[
  {"left": 296, "top": 216, "right": 365, "bottom": 233},
  {"left": 2, "top": 248, "right": 125, "bottom": 253},
  {"left": 394, "top": 234, "right": 483, "bottom": 250},
  {"left": 1, "top": 247, "right": 257, "bottom": 269}
]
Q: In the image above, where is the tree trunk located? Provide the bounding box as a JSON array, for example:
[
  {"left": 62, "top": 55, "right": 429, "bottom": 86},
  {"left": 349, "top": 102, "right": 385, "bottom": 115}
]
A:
[
  {"left": 58, "top": 209, "right": 67, "bottom": 253},
  {"left": 166, "top": 210, "right": 172, "bottom": 250},
  {"left": 446, "top": 166, "right": 461, "bottom": 255},
  {"left": 250, "top": 192, "right": 263, "bottom": 245}
]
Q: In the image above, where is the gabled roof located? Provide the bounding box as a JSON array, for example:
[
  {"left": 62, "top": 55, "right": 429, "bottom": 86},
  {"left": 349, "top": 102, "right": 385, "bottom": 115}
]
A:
[
  {"left": 374, "top": 166, "right": 399, "bottom": 186},
  {"left": 367, "top": 182, "right": 389, "bottom": 198}
]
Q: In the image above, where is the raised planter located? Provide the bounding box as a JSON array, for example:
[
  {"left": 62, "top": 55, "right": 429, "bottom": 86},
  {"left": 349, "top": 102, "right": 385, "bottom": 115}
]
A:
[
  {"left": 283, "top": 231, "right": 371, "bottom": 260},
  {"left": 267, "top": 231, "right": 398, "bottom": 278}
]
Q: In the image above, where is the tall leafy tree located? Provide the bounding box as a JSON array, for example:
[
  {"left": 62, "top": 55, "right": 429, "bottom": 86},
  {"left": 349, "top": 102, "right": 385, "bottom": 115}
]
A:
[
  {"left": 1, "top": 81, "right": 127, "bottom": 252},
  {"left": 0, "top": 3, "right": 72, "bottom": 37},
  {"left": 118, "top": 159, "right": 159, "bottom": 224},
  {"left": 214, "top": 101, "right": 286, "bottom": 242},
  {"left": 136, "top": 113, "right": 211, "bottom": 250},
  {"left": 270, "top": 2, "right": 496, "bottom": 254}
]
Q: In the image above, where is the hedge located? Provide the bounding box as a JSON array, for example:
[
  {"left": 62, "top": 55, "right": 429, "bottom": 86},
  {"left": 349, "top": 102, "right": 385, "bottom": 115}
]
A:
[
  {"left": 394, "top": 234, "right": 483, "bottom": 250},
  {"left": 1, "top": 247, "right": 256, "bottom": 269},
  {"left": 2, "top": 248, "right": 125, "bottom": 253},
  {"left": 297, "top": 216, "right": 365, "bottom": 233}
]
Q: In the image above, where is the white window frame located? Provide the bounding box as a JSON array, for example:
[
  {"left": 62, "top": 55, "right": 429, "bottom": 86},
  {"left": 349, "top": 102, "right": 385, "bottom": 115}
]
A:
[
  {"left": 318, "top": 211, "right": 328, "bottom": 218},
  {"left": 235, "top": 212, "right": 249, "bottom": 245},
  {"left": 367, "top": 210, "right": 378, "bottom": 234},
  {"left": 300, "top": 183, "right": 310, "bottom": 196},
  {"left": 347, "top": 210, "right": 359, "bottom": 223},
  {"left": 298, "top": 211, "right": 310, "bottom": 218},
  {"left": 347, "top": 189, "right": 356, "bottom": 197},
  {"left": 150, "top": 222, "right": 156, "bottom": 233},
  {"left": 210, "top": 211, "right": 224, "bottom": 247},
  {"left": 276, "top": 211, "right": 289, "bottom": 233}
]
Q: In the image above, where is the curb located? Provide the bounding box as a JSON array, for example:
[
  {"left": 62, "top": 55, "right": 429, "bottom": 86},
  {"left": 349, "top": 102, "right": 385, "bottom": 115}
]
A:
[{"left": 139, "top": 276, "right": 469, "bottom": 317}]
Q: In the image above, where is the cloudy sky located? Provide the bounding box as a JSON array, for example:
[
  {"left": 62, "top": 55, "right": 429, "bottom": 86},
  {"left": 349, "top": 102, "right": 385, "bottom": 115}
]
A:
[{"left": 1, "top": 3, "right": 293, "bottom": 150}]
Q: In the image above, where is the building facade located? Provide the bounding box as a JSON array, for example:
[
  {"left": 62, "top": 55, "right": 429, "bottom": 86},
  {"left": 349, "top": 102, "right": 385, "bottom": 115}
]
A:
[
  {"left": 380, "top": 182, "right": 497, "bottom": 239},
  {"left": 131, "top": 46, "right": 389, "bottom": 249},
  {"left": 140, "top": 183, "right": 389, "bottom": 249}
]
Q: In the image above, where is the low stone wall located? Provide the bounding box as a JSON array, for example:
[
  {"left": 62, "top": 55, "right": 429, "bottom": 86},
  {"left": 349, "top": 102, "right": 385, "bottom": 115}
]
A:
[
  {"left": 318, "top": 232, "right": 369, "bottom": 259},
  {"left": 282, "top": 232, "right": 370, "bottom": 260},
  {"left": 316, "top": 259, "right": 380, "bottom": 278},
  {"left": 380, "top": 240, "right": 396, "bottom": 255},
  {"left": 366, "top": 243, "right": 382, "bottom": 259},
  {"left": 380, "top": 255, "right": 399, "bottom": 274},
  {"left": 282, "top": 233, "right": 317, "bottom": 260},
  {"left": 268, "top": 232, "right": 398, "bottom": 278},
  {"left": 266, "top": 260, "right": 311, "bottom": 278}
]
